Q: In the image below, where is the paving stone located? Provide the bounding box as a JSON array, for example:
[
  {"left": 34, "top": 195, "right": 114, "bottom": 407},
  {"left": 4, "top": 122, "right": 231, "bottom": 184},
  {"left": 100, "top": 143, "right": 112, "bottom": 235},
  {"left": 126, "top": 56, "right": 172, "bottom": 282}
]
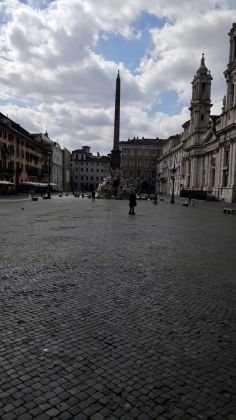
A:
[
  {"left": 45, "top": 408, "right": 60, "bottom": 417},
  {"left": 0, "top": 198, "right": 235, "bottom": 420},
  {"left": 18, "top": 414, "right": 33, "bottom": 420},
  {"left": 34, "top": 415, "right": 50, "bottom": 420},
  {"left": 13, "top": 406, "right": 27, "bottom": 416},
  {"left": 90, "top": 414, "right": 104, "bottom": 420},
  {"left": 120, "top": 414, "right": 133, "bottom": 420},
  {"left": 3, "top": 404, "right": 16, "bottom": 413},
  {"left": 2, "top": 412, "right": 17, "bottom": 420},
  {"left": 99, "top": 407, "right": 112, "bottom": 417},
  {"left": 73, "top": 414, "right": 88, "bottom": 420},
  {"left": 57, "top": 412, "right": 73, "bottom": 420},
  {"left": 25, "top": 402, "right": 37, "bottom": 410},
  {"left": 138, "top": 414, "right": 150, "bottom": 420}
]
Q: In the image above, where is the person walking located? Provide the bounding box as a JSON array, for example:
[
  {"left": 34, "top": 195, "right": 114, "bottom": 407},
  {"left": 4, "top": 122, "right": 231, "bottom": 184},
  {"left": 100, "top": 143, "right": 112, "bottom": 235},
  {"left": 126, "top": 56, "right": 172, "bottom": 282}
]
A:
[
  {"left": 188, "top": 192, "right": 192, "bottom": 205},
  {"left": 91, "top": 190, "right": 96, "bottom": 202},
  {"left": 129, "top": 191, "right": 137, "bottom": 215},
  {"left": 154, "top": 193, "right": 158, "bottom": 205}
]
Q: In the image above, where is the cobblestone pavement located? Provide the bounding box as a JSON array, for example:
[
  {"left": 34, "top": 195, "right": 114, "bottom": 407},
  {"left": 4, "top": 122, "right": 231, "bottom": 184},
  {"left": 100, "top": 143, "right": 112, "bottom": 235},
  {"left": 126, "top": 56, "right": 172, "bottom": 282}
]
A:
[{"left": 0, "top": 196, "right": 235, "bottom": 420}]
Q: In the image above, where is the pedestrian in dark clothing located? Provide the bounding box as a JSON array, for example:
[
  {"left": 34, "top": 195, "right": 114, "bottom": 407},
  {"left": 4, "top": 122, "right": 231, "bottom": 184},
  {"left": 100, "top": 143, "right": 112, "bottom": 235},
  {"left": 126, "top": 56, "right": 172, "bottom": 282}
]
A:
[
  {"left": 154, "top": 193, "right": 158, "bottom": 205},
  {"left": 91, "top": 190, "right": 96, "bottom": 202},
  {"left": 129, "top": 192, "right": 136, "bottom": 215},
  {"left": 188, "top": 192, "right": 192, "bottom": 205}
]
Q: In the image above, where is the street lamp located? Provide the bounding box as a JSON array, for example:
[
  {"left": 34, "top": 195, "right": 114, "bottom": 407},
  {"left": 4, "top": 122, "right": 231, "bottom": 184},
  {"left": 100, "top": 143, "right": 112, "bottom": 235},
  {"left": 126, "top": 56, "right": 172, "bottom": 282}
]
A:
[
  {"left": 137, "top": 177, "right": 140, "bottom": 194},
  {"left": 171, "top": 163, "right": 176, "bottom": 204},
  {"left": 48, "top": 151, "right": 51, "bottom": 199},
  {"left": 158, "top": 172, "right": 161, "bottom": 196}
]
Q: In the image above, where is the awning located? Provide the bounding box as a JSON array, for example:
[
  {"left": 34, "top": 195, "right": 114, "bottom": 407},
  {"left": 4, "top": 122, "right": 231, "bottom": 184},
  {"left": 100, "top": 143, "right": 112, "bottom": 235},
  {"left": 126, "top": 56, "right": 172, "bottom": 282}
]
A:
[
  {"left": 20, "top": 182, "right": 57, "bottom": 187},
  {"left": 0, "top": 181, "right": 15, "bottom": 185}
]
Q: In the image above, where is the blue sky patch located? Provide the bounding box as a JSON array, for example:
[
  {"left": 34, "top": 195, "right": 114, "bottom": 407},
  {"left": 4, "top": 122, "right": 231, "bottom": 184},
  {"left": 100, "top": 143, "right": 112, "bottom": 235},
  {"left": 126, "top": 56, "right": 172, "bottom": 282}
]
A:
[
  {"left": 151, "top": 90, "right": 187, "bottom": 116},
  {"left": 0, "top": 98, "right": 37, "bottom": 108},
  {"left": 19, "top": 0, "right": 54, "bottom": 8},
  {"left": 94, "top": 12, "right": 165, "bottom": 72}
]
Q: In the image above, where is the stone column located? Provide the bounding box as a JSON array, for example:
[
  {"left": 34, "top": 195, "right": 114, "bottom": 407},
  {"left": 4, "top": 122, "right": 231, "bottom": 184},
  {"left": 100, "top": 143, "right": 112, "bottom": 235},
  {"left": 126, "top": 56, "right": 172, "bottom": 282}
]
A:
[
  {"left": 206, "top": 154, "right": 211, "bottom": 189},
  {"left": 203, "top": 155, "right": 207, "bottom": 188},
  {"left": 218, "top": 147, "right": 224, "bottom": 187},
  {"left": 190, "top": 157, "right": 198, "bottom": 188},
  {"left": 198, "top": 157, "right": 204, "bottom": 189},
  {"left": 214, "top": 149, "right": 221, "bottom": 198},
  {"left": 233, "top": 77, "right": 236, "bottom": 105},
  {"left": 229, "top": 141, "right": 236, "bottom": 186}
]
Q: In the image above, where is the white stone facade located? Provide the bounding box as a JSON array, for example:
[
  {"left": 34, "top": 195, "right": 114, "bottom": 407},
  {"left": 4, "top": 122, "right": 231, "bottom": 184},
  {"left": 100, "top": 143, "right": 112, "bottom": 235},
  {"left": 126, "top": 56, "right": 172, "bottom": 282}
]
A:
[
  {"left": 51, "top": 142, "right": 63, "bottom": 191},
  {"left": 157, "top": 24, "right": 236, "bottom": 203}
]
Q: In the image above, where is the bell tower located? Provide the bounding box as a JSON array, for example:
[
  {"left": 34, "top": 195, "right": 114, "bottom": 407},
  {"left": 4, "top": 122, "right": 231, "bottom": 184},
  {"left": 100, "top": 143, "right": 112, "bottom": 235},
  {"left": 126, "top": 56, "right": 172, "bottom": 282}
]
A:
[
  {"left": 224, "top": 23, "right": 236, "bottom": 110},
  {"left": 189, "top": 54, "right": 212, "bottom": 135}
]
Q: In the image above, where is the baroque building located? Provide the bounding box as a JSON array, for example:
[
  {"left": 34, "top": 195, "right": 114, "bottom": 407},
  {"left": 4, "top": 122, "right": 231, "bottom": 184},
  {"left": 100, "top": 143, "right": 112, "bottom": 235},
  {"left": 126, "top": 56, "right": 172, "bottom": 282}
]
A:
[{"left": 157, "top": 23, "right": 236, "bottom": 203}]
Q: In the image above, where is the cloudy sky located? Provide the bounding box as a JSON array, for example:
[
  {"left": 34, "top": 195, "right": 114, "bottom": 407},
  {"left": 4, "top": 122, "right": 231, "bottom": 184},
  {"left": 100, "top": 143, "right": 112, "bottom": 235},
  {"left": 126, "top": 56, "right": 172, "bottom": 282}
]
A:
[{"left": 0, "top": 0, "right": 236, "bottom": 154}]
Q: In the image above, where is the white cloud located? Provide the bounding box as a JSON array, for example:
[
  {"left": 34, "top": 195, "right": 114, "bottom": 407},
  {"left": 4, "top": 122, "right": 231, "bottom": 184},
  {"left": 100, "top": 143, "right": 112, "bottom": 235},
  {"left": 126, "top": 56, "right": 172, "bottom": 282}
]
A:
[
  {"left": 0, "top": 0, "right": 236, "bottom": 153},
  {"left": 139, "top": 9, "right": 236, "bottom": 111}
]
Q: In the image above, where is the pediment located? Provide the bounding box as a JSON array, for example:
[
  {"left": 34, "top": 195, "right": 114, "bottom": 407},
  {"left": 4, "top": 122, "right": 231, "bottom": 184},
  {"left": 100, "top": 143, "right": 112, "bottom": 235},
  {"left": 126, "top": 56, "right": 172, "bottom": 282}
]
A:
[{"left": 203, "top": 128, "right": 216, "bottom": 145}]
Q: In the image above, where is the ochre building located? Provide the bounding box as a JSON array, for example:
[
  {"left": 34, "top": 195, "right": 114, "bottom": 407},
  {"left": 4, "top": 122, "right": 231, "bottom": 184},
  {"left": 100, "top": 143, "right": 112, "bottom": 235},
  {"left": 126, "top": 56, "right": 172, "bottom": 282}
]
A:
[{"left": 0, "top": 113, "right": 49, "bottom": 192}]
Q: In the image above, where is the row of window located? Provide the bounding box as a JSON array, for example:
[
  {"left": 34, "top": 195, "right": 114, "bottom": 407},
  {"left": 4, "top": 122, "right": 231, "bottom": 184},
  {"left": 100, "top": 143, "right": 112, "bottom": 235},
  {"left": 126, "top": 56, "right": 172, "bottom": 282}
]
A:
[
  {"left": 123, "top": 171, "right": 154, "bottom": 178},
  {"left": 0, "top": 130, "right": 38, "bottom": 151},
  {"left": 122, "top": 149, "right": 160, "bottom": 155},
  {"left": 73, "top": 161, "right": 105, "bottom": 166},
  {"left": 0, "top": 160, "right": 14, "bottom": 170},
  {"left": 74, "top": 176, "right": 102, "bottom": 181},
  {"left": 0, "top": 160, "right": 33, "bottom": 173},
  {"left": 0, "top": 148, "right": 40, "bottom": 163},
  {"left": 74, "top": 168, "right": 104, "bottom": 173},
  {"left": 122, "top": 160, "right": 156, "bottom": 166}
]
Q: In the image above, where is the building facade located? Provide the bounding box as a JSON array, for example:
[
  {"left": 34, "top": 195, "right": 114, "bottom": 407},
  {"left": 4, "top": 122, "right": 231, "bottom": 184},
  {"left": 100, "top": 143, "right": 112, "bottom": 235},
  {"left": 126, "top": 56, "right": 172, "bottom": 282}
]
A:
[
  {"left": 0, "top": 113, "right": 48, "bottom": 192},
  {"left": 32, "top": 132, "right": 63, "bottom": 191},
  {"left": 120, "top": 137, "right": 166, "bottom": 194},
  {"left": 71, "top": 146, "right": 110, "bottom": 192},
  {"left": 157, "top": 24, "right": 236, "bottom": 203},
  {"left": 62, "top": 148, "right": 71, "bottom": 192},
  {"left": 157, "top": 135, "right": 182, "bottom": 196},
  {"left": 51, "top": 141, "right": 63, "bottom": 192}
]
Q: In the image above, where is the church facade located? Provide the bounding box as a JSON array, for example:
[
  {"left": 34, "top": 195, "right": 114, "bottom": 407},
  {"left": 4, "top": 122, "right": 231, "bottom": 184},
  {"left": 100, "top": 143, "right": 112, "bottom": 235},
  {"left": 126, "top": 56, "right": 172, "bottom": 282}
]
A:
[{"left": 157, "top": 23, "right": 236, "bottom": 203}]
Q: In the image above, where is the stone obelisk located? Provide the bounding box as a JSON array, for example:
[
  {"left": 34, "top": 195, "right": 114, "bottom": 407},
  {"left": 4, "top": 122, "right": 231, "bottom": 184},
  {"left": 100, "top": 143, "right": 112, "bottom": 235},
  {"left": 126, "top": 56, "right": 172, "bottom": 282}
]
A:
[{"left": 110, "top": 70, "right": 121, "bottom": 170}]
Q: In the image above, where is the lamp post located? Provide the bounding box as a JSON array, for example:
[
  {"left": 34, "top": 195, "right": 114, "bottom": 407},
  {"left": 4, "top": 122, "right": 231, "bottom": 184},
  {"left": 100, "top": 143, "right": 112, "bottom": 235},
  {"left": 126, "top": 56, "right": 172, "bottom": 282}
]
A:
[
  {"left": 171, "top": 163, "right": 176, "bottom": 204},
  {"left": 48, "top": 151, "right": 51, "bottom": 199},
  {"left": 158, "top": 172, "right": 161, "bottom": 196}
]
